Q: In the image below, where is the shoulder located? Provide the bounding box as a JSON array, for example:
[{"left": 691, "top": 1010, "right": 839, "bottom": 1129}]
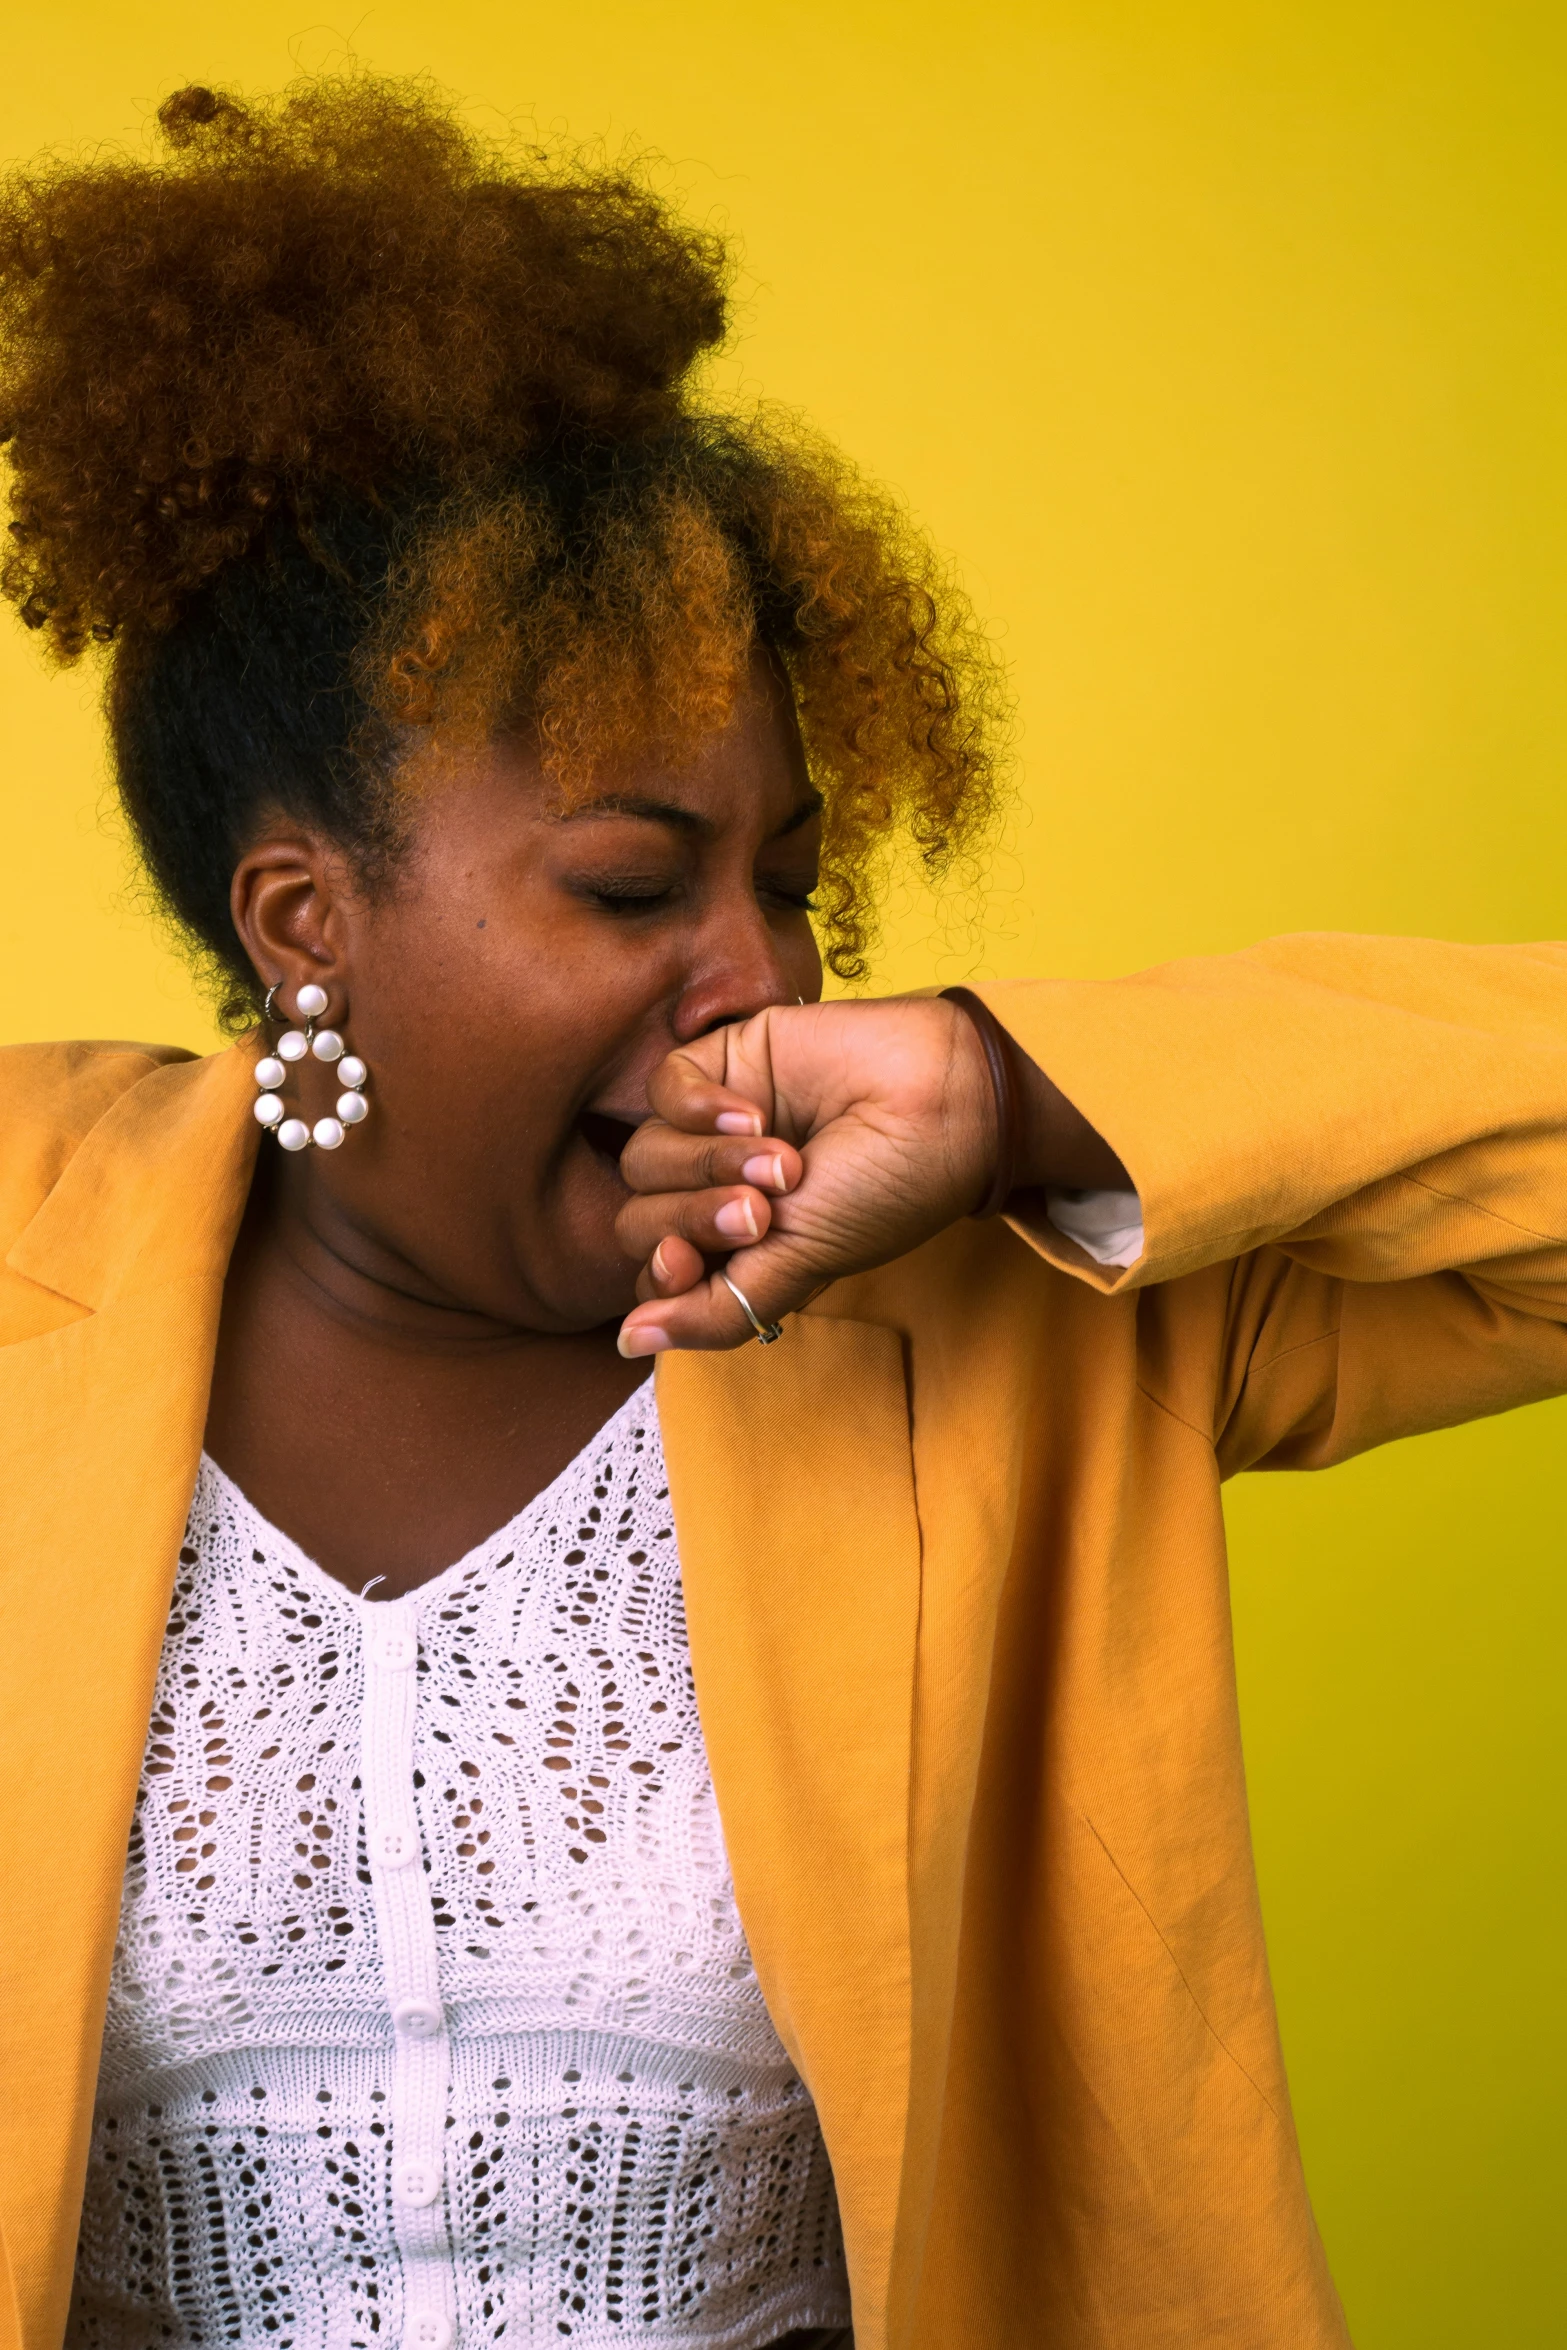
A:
[{"left": 0, "top": 1038, "right": 195, "bottom": 1255}]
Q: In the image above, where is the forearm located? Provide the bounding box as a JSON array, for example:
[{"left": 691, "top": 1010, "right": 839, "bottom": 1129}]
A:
[
  {"left": 941, "top": 985, "right": 1130, "bottom": 1195},
  {"left": 977, "top": 935, "right": 1567, "bottom": 1294},
  {"left": 1014, "top": 1049, "right": 1132, "bottom": 1193}
]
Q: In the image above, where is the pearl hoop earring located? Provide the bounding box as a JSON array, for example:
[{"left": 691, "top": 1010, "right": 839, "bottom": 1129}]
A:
[{"left": 254, "top": 982, "right": 371, "bottom": 1153}]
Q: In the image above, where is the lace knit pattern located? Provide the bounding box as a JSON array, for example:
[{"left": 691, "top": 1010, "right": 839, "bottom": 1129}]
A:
[{"left": 69, "top": 1383, "right": 849, "bottom": 2350}]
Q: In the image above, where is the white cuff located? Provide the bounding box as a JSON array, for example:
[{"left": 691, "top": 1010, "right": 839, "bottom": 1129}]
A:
[{"left": 1043, "top": 1186, "right": 1145, "bottom": 1269}]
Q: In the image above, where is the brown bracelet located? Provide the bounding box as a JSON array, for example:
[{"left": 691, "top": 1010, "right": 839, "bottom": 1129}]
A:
[{"left": 941, "top": 986, "right": 1021, "bottom": 1218}]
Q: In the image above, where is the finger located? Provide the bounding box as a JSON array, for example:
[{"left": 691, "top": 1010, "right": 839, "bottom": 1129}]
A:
[
  {"left": 619, "top": 1122, "right": 801, "bottom": 1199},
  {"left": 645, "top": 1030, "right": 778, "bottom": 1137},
  {"left": 617, "top": 1230, "right": 820, "bottom": 1356},
  {"left": 619, "top": 1267, "right": 771, "bottom": 1356},
  {"left": 616, "top": 1183, "right": 774, "bottom": 1265},
  {"left": 634, "top": 1235, "right": 707, "bottom": 1303}
]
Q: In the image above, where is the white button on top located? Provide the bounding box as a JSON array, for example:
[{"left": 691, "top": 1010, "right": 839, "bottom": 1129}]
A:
[
  {"left": 368, "top": 1627, "right": 416, "bottom": 1671},
  {"left": 391, "top": 1995, "right": 443, "bottom": 2039},
  {"left": 404, "top": 2312, "right": 453, "bottom": 2348},
  {"left": 392, "top": 2157, "right": 443, "bottom": 2208},
  {"left": 372, "top": 1822, "right": 419, "bottom": 1868}
]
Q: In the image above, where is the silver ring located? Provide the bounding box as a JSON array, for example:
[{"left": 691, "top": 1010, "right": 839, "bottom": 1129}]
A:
[{"left": 720, "top": 1270, "right": 784, "bottom": 1346}]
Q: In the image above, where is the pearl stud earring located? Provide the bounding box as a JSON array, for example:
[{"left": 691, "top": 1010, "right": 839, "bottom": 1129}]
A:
[{"left": 254, "top": 982, "right": 371, "bottom": 1150}]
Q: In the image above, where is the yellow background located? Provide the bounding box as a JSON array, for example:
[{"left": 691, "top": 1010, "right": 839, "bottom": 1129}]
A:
[{"left": 4, "top": 5, "right": 1563, "bottom": 2341}]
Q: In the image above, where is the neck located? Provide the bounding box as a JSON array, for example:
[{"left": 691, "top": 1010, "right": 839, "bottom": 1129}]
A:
[
  {"left": 206, "top": 1151, "right": 649, "bottom": 1596},
  {"left": 246, "top": 1151, "right": 562, "bottom": 1355}
]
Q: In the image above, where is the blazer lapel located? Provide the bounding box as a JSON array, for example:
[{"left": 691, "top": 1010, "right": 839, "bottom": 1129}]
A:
[
  {"left": 0, "top": 1046, "right": 257, "bottom": 2350},
  {"left": 656, "top": 1316, "right": 922, "bottom": 2350}
]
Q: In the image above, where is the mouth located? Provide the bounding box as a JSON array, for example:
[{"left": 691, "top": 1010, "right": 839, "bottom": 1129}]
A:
[{"left": 578, "top": 1108, "right": 641, "bottom": 1171}]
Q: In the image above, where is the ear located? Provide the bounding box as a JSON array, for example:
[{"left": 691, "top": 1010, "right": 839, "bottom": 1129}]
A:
[{"left": 230, "top": 831, "right": 358, "bottom": 1020}]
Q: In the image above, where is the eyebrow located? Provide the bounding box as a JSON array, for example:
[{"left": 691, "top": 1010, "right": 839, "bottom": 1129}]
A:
[{"left": 568, "top": 790, "right": 824, "bottom": 842}]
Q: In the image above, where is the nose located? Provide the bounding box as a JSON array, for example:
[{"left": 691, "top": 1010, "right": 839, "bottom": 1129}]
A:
[{"left": 670, "top": 896, "right": 799, "bottom": 1043}]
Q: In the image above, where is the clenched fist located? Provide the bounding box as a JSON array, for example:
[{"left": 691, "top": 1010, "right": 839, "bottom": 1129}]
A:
[{"left": 614, "top": 995, "right": 1123, "bottom": 1354}]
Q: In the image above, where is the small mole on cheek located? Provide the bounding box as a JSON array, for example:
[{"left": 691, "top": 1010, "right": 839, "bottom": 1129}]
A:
[{"left": 476, "top": 918, "right": 487, "bottom": 930}]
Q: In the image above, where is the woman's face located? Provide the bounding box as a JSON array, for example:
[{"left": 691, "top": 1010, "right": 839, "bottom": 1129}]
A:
[{"left": 232, "top": 652, "right": 822, "bottom": 1332}]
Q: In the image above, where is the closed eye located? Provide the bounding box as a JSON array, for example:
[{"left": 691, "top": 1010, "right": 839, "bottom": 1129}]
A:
[{"left": 573, "top": 875, "right": 683, "bottom": 914}]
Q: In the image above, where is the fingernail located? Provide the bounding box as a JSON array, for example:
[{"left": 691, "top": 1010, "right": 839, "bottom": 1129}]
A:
[
  {"left": 618, "top": 1324, "right": 672, "bottom": 1359},
  {"left": 651, "top": 1241, "right": 672, "bottom": 1280},
  {"left": 741, "top": 1153, "right": 787, "bottom": 1191},
  {"left": 715, "top": 1196, "right": 758, "bottom": 1239},
  {"left": 716, "top": 1110, "right": 763, "bottom": 1136}
]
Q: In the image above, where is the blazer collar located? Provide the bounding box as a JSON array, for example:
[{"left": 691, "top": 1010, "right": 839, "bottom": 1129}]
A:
[{"left": 7, "top": 1040, "right": 261, "bottom": 1313}]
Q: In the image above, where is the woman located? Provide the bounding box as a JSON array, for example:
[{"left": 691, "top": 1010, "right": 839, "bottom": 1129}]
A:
[{"left": 0, "top": 74, "right": 1562, "bottom": 2350}]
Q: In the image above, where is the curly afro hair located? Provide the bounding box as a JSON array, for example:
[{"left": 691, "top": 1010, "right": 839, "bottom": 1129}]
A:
[{"left": 0, "top": 75, "right": 1005, "bottom": 1006}]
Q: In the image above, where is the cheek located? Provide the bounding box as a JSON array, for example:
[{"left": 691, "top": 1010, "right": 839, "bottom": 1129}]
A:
[
  {"left": 347, "top": 901, "right": 660, "bottom": 1156},
  {"left": 790, "top": 919, "right": 825, "bottom": 989}
]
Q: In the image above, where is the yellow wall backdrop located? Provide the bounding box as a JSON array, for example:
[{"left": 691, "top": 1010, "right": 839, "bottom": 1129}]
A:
[{"left": 3, "top": 5, "right": 1563, "bottom": 2342}]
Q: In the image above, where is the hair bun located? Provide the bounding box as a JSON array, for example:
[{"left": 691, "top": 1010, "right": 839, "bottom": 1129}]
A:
[
  {"left": 157, "top": 85, "right": 247, "bottom": 141},
  {"left": 0, "top": 74, "right": 730, "bottom": 657}
]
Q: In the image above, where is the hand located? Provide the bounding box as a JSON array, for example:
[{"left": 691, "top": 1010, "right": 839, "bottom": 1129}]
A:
[{"left": 614, "top": 997, "right": 998, "bottom": 1354}]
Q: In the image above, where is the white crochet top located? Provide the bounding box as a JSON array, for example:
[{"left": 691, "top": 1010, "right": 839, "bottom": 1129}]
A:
[{"left": 69, "top": 1381, "right": 850, "bottom": 2350}]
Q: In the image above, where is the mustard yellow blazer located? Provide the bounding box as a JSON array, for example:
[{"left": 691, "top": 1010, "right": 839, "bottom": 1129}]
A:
[{"left": 4, "top": 933, "right": 1567, "bottom": 2350}]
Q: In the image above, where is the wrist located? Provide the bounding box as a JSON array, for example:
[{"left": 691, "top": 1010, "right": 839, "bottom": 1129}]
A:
[
  {"left": 942, "top": 987, "right": 1131, "bottom": 1201},
  {"left": 940, "top": 988, "right": 1020, "bottom": 1216}
]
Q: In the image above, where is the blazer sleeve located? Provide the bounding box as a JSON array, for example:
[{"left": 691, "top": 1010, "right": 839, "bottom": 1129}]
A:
[{"left": 975, "top": 934, "right": 1567, "bottom": 1471}]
